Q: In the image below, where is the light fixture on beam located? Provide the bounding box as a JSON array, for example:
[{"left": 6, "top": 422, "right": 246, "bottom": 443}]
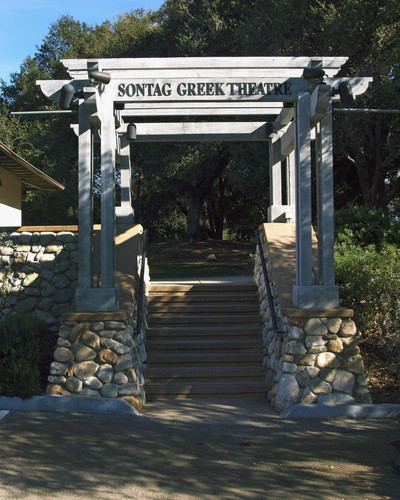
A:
[
  {"left": 89, "top": 70, "right": 111, "bottom": 85},
  {"left": 59, "top": 83, "right": 76, "bottom": 110},
  {"left": 338, "top": 81, "right": 355, "bottom": 106},
  {"left": 302, "top": 67, "right": 325, "bottom": 81},
  {"left": 127, "top": 123, "right": 137, "bottom": 141}
]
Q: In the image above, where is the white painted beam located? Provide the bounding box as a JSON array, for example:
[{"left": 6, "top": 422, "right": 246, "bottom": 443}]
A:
[{"left": 118, "top": 121, "right": 271, "bottom": 142}]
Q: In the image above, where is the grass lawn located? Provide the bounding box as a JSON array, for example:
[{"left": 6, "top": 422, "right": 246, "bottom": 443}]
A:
[{"left": 146, "top": 238, "right": 256, "bottom": 279}]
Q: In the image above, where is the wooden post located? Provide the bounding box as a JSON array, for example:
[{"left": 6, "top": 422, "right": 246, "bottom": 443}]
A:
[
  {"left": 294, "top": 92, "right": 313, "bottom": 287},
  {"left": 77, "top": 100, "right": 93, "bottom": 290},
  {"left": 316, "top": 99, "right": 336, "bottom": 285}
]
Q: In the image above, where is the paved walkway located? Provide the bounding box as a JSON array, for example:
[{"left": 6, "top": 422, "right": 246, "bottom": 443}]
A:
[{"left": 0, "top": 398, "right": 399, "bottom": 499}]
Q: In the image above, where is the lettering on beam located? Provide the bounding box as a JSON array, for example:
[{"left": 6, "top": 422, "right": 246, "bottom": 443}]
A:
[{"left": 116, "top": 79, "right": 298, "bottom": 101}]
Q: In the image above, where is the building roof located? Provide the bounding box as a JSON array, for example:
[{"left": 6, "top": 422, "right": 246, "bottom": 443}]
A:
[{"left": 0, "top": 141, "right": 64, "bottom": 191}]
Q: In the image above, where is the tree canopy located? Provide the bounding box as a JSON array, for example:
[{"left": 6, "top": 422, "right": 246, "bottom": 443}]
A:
[{"left": 1, "top": 1, "right": 400, "bottom": 238}]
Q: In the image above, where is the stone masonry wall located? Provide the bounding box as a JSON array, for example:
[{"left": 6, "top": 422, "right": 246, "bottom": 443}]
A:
[
  {"left": 0, "top": 229, "right": 78, "bottom": 329},
  {"left": 0, "top": 227, "right": 149, "bottom": 411},
  {"left": 254, "top": 226, "right": 372, "bottom": 412},
  {"left": 46, "top": 315, "right": 147, "bottom": 411}
]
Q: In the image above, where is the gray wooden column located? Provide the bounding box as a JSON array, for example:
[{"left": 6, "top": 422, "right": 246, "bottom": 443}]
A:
[
  {"left": 270, "top": 140, "right": 282, "bottom": 206},
  {"left": 115, "top": 136, "right": 134, "bottom": 223},
  {"left": 76, "top": 100, "right": 93, "bottom": 301},
  {"left": 287, "top": 151, "right": 296, "bottom": 217},
  {"left": 294, "top": 92, "right": 313, "bottom": 288},
  {"left": 100, "top": 102, "right": 117, "bottom": 288},
  {"left": 316, "top": 100, "right": 335, "bottom": 285}
]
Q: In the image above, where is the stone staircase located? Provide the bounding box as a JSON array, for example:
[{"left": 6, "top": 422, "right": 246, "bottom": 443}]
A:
[{"left": 145, "top": 278, "right": 266, "bottom": 400}]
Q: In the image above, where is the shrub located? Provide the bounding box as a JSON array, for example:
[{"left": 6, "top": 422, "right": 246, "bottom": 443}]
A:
[
  {"left": 335, "top": 243, "right": 400, "bottom": 357},
  {"left": 0, "top": 313, "right": 45, "bottom": 398},
  {"left": 335, "top": 206, "right": 400, "bottom": 249}
]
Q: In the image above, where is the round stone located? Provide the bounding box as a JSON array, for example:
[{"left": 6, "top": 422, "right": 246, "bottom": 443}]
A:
[
  {"left": 318, "top": 393, "right": 355, "bottom": 405},
  {"left": 80, "top": 388, "right": 99, "bottom": 397},
  {"left": 310, "top": 377, "right": 332, "bottom": 395},
  {"left": 73, "top": 361, "right": 99, "bottom": 380},
  {"left": 115, "top": 353, "right": 134, "bottom": 371},
  {"left": 82, "top": 331, "right": 101, "bottom": 351},
  {"left": 327, "top": 318, "right": 342, "bottom": 334},
  {"left": 48, "top": 376, "right": 66, "bottom": 384},
  {"left": 281, "top": 362, "right": 297, "bottom": 373},
  {"left": 97, "top": 364, "right": 114, "bottom": 383},
  {"left": 65, "top": 376, "right": 83, "bottom": 393},
  {"left": 300, "top": 386, "right": 318, "bottom": 404},
  {"left": 90, "top": 322, "right": 104, "bottom": 332},
  {"left": 285, "top": 340, "right": 306, "bottom": 356},
  {"left": 113, "top": 372, "right": 129, "bottom": 384},
  {"left": 332, "top": 370, "right": 355, "bottom": 393},
  {"left": 84, "top": 376, "right": 103, "bottom": 390},
  {"left": 118, "top": 382, "right": 140, "bottom": 396},
  {"left": 69, "top": 322, "right": 90, "bottom": 342},
  {"left": 288, "top": 326, "right": 304, "bottom": 340},
  {"left": 123, "top": 396, "right": 143, "bottom": 412},
  {"left": 298, "top": 354, "right": 317, "bottom": 366},
  {"left": 101, "top": 384, "right": 118, "bottom": 398},
  {"left": 340, "top": 319, "right": 357, "bottom": 337},
  {"left": 316, "top": 352, "right": 340, "bottom": 369},
  {"left": 347, "top": 355, "right": 365, "bottom": 374},
  {"left": 304, "top": 318, "right": 328, "bottom": 336},
  {"left": 115, "top": 331, "right": 134, "bottom": 347},
  {"left": 305, "top": 366, "right": 320, "bottom": 378},
  {"left": 22, "top": 273, "right": 39, "bottom": 287},
  {"left": 46, "top": 384, "right": 71, "bottom": 396},
  {"left": 50, "top": 362, "right": 68, "bottom": 376},
  {"left": 305, "top": 336, "right": 325, "bottom": 349},
  {"left": 72, "top": 344, "right": 97, "bottom": 362},
  {"left": 274, "top": 374, "right": 300, "bottom": 412},
  {"left": 99, "top": 349, "right": 118, "bottom": 365},
  {"left": 320, "top": 368, "right": 336, "bottom": 383},
  {"left": 57, "top": 338, "right": 71, "bottom": 348},
  {"left": 100, "top": 338, "right": 130, "bottom": 355},
  {"left": 54, "top": 347, "right": 73, "bottom": 363},
  {"left": 328, "top": 339, "right": 343, "bottom": 353},
  {"left": 296, "top": 369, "right": 310, "bottom": 387}
]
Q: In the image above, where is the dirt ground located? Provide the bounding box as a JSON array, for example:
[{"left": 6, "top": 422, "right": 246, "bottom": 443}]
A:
[
  {"left": 147, "top": 238, "right": 255, "bottom": 279},
  {"left": 0, "top": 399, "right": 399, "bottom": 499}
]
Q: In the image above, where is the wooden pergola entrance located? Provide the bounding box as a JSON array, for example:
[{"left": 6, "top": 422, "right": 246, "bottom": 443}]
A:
[{"left": 38, "top": 57, "right": 371, "bottom": 311}]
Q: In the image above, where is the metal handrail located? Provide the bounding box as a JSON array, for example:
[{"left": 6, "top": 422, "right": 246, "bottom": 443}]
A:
[
  {"left": 255, "top": 229, "right": 283, "bottom": 336},
  {"left": 134, "top": 229, "right": 148, "bottom": 336}
]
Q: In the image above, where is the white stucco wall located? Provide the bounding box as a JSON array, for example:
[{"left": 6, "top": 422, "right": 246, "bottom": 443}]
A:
[{"left": 0, "top": 166, "right": 22, "bottom": 227}]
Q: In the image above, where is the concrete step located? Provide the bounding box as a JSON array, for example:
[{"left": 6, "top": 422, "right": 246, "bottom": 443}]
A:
[
  {"left": 149, "top": 283, "right": 257, "bottom": 293},
  {"left": 146, "top": 350, "right": 263, "bottom": 365},
  {"left": 147, "top": 324, "right": 260, "bottom": 338},
  {"left": 145, "top": 380, "right": 267, "bottom": 399},
  {"left": 146, "top": 364, "right": 265, "bottom": 380},
  {"left": 148, "top": 303, "right": 259, "bottom": 314},
  {"left": 149, "top": 313, "right": 259, "bottom": 325},
  {"left": 147, "top": 338, "right": 262, "bottom": 351},
  {"left": 148, "top": 293, "right": 258, "bottom": 303}
]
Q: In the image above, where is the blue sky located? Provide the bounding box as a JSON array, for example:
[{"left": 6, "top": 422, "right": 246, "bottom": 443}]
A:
[{"left": 0, "top": 0, "right": 164, "bottom": 83}]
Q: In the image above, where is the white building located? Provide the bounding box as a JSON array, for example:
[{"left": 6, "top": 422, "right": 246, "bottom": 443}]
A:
[{"left": 0, "top": 141, "right": 64, "bottom": 228}]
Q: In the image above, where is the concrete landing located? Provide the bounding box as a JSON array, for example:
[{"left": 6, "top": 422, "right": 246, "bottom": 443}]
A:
[
  {"left": 0, "top": 395, "right": 137, "bottom": 415},
  {"left": 0, "top": 398, "right": 399, "bottom": 499}
]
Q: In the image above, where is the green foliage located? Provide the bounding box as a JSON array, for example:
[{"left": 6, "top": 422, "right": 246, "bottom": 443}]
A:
[
  {"left": 335, "top": 243, "right": 400, "bottom": 339},
  {"left": 335, "top": 206, "right": 400, "bottom": 248},
  {"left": 0, "top": 313, "right": 45, "bottom": 398},
  {"left": 335, "top": 207, "right": 400, "bottom": 364}
]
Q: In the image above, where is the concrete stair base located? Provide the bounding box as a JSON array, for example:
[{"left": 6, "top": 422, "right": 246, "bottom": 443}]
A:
[{"left": 145, "top": 278, "right": 266, "bottom": 400}]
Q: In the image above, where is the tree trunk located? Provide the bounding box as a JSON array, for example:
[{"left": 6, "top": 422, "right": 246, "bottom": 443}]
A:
[{"left": 186, "top": 189, "right": 208, "bottom": 242}]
